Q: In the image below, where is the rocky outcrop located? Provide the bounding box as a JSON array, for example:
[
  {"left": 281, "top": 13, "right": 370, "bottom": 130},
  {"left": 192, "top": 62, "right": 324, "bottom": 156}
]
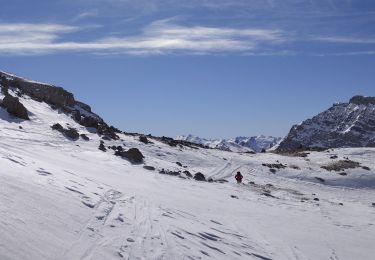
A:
[
  {"left": 51, "top": 123, "right": 80, "bottom": 140},
  {"left": 11, "top": 78, "right": 75, "bottom": 107},
  {"left": 276, "top": 95, "right": 375, "bottom": 152},
  {"left": 1, "top": 94, "right": 29, "bottom": 120}
]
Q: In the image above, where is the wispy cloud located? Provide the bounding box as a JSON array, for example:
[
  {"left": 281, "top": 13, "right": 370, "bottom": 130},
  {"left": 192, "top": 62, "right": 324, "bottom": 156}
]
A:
[
  {"left": 315, "top": 36, "right": 375, "bottom": 44},
  {"left": 0, "top": 20, "right": 285, "bottom": 55}
]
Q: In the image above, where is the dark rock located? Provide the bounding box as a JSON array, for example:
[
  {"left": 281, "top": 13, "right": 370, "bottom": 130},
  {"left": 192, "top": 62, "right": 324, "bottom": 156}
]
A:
[
  {"left": 139, "top": 135, "right": 149, "bottom": 144},
  {"left": 51, "top": 123, "right": 79, "bottom": 141},
  {"left": 176, "top": 162, "right": 183, "bottom": 167},
  {"left": 313, "top": 198, "right": 320, "bottom": 201},
  {"left": 51, "top": 123, "right": 63, "bottom": 131},
  {"left": 362, "top": 166, "right": 371, "bottom": 171},
  {"left": 19, "top": 126, "right": 23, "bottom": 129},
  {"left": 80, "top": 116, "right": 99, "bottom": 128},
  {"left": 72, "top": 109, "right": 81, "bottom": 122},
  {"left": 183, "top": 170, "right": 192, "bottom": 178},
  {"left": 64, "top": 128, "right": 79, "bottom": 140},
  {"left": 102, "top": 136, "right": 111, "bottom": 141},
  {"left": 350, "top": 95, "right": 375, "bottom": 105},
  {"left": 10, "top": 77, "right": 75, "bottom": 107},
  {"left": 262, "top": 163, "right": 286, "bottom": 169},
  {"left": 321, "top": 160, "right": 361, "bottom": 171},
  {"left": 99, "top": 141, "right": 106, "bottom": 152},
  {"left": 207, "top": 177, "right": 214, "bottom": 183},
  {"left": 80, "top": 134, "right": 90, "bottom": 141},
  {"left": 269, "top": 169, "right": 277, "bottom": 174},
  {"left": 215, "top": 179, "right": 228, "bottom": 183},
  {"left": 75, "top": 101, "right": 91, "bottom": 112},
  {"left": 159, "top": 169, "right": 180, "bottom": 176},
  {"left": 193, "top": 172, "right": 206, "bottom": 181},
  {"left": 315, "top": 177, "right": 325, "bottom": 183},
  {"left": 116, "top": 148, "right": 144, "bottom": 163},
  {"left": 261, "top": 149, "right": 266, "bottom": 153},
  {"left": 230, "top": 195, "right": 239, "bottom": 199},
  {"left": 372, "top": 203, "right": 375, "bottom": 207},
  {"left": 338, "top": 172, "right": 347, "bottom": 176},
  {"left": 330, "top": 155, "right": 338, "bottom": 159},
  {"left": 143, "top": 166, "right": 155, "bottom": 171},
  {"left": 1, "top": 94, "right": 29, "bottom": 120},
  {"left": 339, "top": 203, "right": 344, "bottom": 206}
]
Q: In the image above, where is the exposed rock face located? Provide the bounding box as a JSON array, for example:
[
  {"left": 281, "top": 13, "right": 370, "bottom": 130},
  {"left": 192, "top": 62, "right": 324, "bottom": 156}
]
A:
[
  {"left": 80, "top": 116, "right": 99, "bottom": 128},
  {"left": 1, "top": 94, "right": 29, "bottom": 120},
  {"left": 12, "top": 78, "right": 75, "bottom": 107},
  {"left": 276, "top": 95, "right": 375, "bottom": 152}
]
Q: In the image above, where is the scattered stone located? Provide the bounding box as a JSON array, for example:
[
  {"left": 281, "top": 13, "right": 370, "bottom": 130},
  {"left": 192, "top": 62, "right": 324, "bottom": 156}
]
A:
[
  {"left": 321, "top": 159, "right": 361, "bottom": 171},
  {"left": 64, "top": 128, "right": 80, "bottom": 140},
  {"left": 80, "top": 134, "right": 90, "bottom": 141},
  {"left": 51, "top": 123, "right": 79, "bottom": 140},
  {"left": 115, "top": 148, "right": 144, "bottom": 163},
  {"left": 159, "top": 169, "right": 180, "bottom": 176},
  {"left": 215, "top": 179, "right": 228, "bottom": 183},
  {"left": 262, "top": 163, "right": 286, "bottom": 169},
  {"left": 1, "top": 94, "right": 29, "bottom": 120},
  {"left": 193, "top": 172, "right": 206, "bottom": 181},
  {"left": 183, "top": 170, "right": 192, "bottom": 178},
  {"left": 143, "top": 166, "right": 155, "bottom": 171},
  {"left": 315, "top": 177, "right": 325, "bottom": 183},
  {"left": 99, "top": 141, "right": 106, "bottom": 152},
  {"left": 139, "top": 135, "right": 149, "bottom": 144}
]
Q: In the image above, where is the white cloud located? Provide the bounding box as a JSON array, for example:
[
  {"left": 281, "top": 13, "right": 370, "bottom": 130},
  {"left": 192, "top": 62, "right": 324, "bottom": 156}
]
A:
[
  {"left": 0, "top": 20, "right": 285, "bottom": 55},
  {"left": 315, "top": 36, "right": 375, "bottom": 44}
]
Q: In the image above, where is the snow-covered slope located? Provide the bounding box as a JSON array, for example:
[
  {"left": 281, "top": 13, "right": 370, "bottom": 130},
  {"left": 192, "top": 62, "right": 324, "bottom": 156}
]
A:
[
  {"left": 176, "top": 134, "right": 281, "bottom": 152},
  {"left": 277, "top": 96, "right": 375, "bottom": 152},
  {"left": 1, "top": 73, "right": 375, "bottom": 260}
]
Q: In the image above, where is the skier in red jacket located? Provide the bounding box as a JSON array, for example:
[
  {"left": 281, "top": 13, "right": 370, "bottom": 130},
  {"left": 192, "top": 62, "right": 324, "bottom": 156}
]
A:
[{"left": 235, "top": 171, "right": 243, "bottom": 184}]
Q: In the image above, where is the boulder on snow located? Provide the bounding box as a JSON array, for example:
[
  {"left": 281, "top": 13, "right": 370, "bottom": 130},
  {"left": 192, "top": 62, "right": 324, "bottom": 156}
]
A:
[
  {"left": 193, "top": 172, "right": 206, "bottom": 181},
  {"left": 51, "top": 123, "right": 79, "bottom": 141},
  {"left": 1, "top": 94, "right": 29, "bottom": 120},
  {"left": 143, "top": 165, "right": 155, "bottom": 171},
  {"left": 80, "top": 134, "right": 90, "bottom": 141},
  {"left": 98, "top": 141, "right": 106, "bottom": 152},
  {"left": 139, "top": 135, "right": 149, "bottom": 144},
  {"left": 115, "top": 148, "right": 144, "bottom": 163}
]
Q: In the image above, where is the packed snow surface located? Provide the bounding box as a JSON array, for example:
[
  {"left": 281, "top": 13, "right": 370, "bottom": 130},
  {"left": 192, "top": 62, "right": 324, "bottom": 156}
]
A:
[{"left": 1, "top": 95, "right": 375, "bottom": 260}]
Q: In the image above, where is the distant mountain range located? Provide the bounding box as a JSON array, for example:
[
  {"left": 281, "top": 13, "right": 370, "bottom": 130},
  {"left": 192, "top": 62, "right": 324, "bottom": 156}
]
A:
[
  {"left": 176, "top": 134, "right": 282, "bottom": 152},
  {"left": 276, "top": 95, "right": 375, "bottom": 152}
]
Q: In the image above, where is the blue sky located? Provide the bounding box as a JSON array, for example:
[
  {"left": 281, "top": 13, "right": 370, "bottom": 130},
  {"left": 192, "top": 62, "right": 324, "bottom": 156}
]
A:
[{"left": 0, "top": 0, "right": 374, "bottom": 138}]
